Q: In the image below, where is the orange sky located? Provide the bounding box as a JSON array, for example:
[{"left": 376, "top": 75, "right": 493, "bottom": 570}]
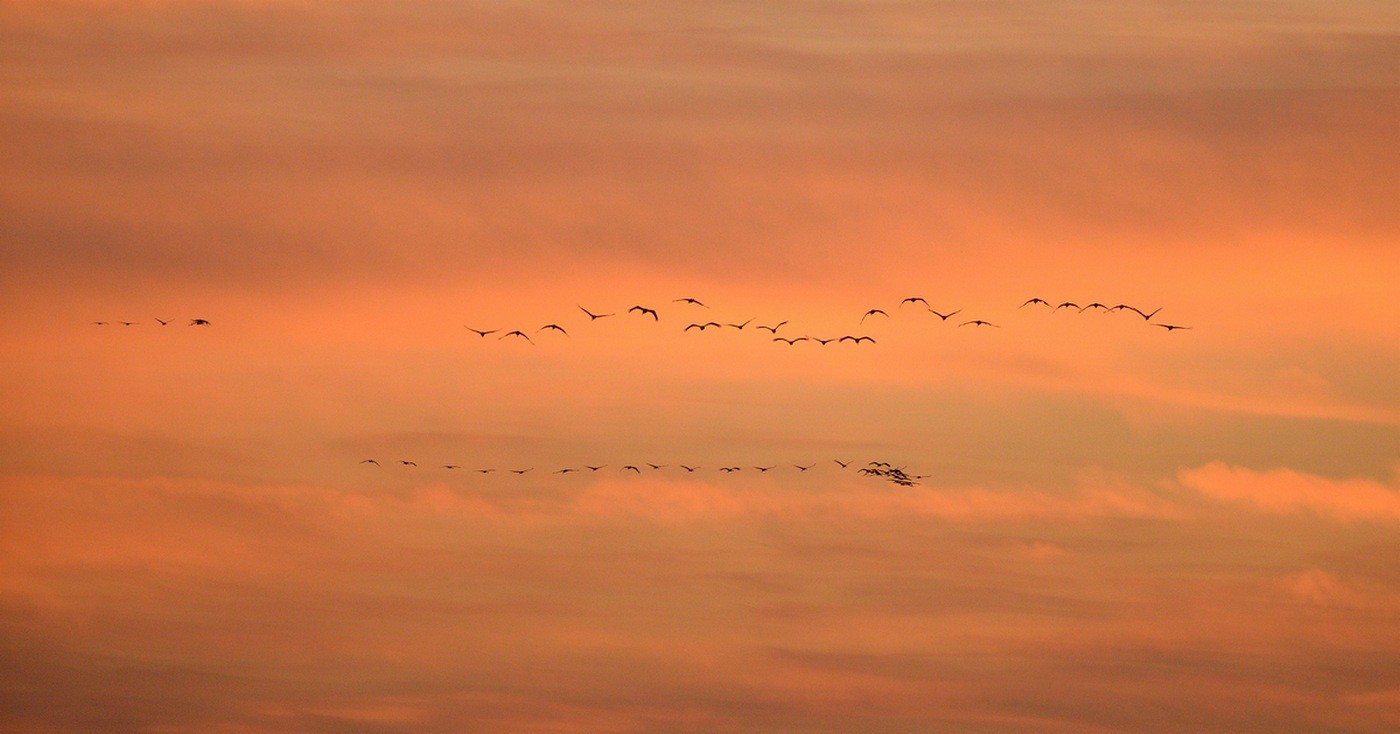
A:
[{"left": 2, "top": 1, "right": 1398, "bottom": 732}]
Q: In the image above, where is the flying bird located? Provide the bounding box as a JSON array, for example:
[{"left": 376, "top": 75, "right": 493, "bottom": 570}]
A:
[
  {"left": 1126, "top": 306, "right": 1163, "bottom": 321},
  {"left": 585, "top": 465, "right": 607, "bottom": 472},
  {"left": 91, "top": 321, "right": 109, "bottom": 325},
  {"left": 467, "top": 327, "right": 499, "bottom": 337},
  {"left": 959, "top": 320, "right": 999, "bottom": 328},
  {"left": 756, "top": 321, "right": 788, "bottom": 333},
  {"left": 476, "top": 469, "right": 496, "bottom": 474},
  {"left": 811, "top": 337, "right": 835, "bottom": 345},
  {"left": 621, "top": 465, "right": 641, "bottom": 473},
  {"left": 189, "top": 319, "right": 211, "bottom": 326},
  {"left": 647, "top": 463, "right": 667, "bottom": 470},
  {"left": 1054, "top": 302, "right": 1079, "bottom": 312},
  {"left": 726, "top": 318, "right": 755, "bottom": 330},
  {"left": 900, "top": 297, "right": 929, "bottom": 308},
  {"left": 500, "top": 330, "right": 534, "bottom": 344},
  {"left": 509, "top": 468, "right": 532, "bottom": 475},
  {"left": 685, "top": 322, "right": 722, "bottom": 331},
  {"left": 554, "top": 468, "right": 578, "bottom": 474},
  {"left": 118, "top": 321, "right": 137, "bottom": 326},
  {"left": 833, "top": 459, "right": 851, "bottom": 468},
  {"left": 1078, "top": 302, "right": 1109, "bottom": 312},
  {"left": 680, "top": 465, "right": 699, "bottom": 472},
  {"left": 442, "top": 465, "right": 461, "bottom": 469},
  {"left": 399, "top": 461, "right": 417, "bottom": 467},
  {"left": 838, "top": 335, "right": 875, "bottom": 344},
  {"left": 1020, "top": 298, "right": 1050, "bottom": 309},
  {"left": 719, "top": 466, "right": 739, "bottom": 473},
  {"left": 359, "top": 459, "right": 379, "bottom": 466},
  {"left": 537, "top": 323, "right": 568, "bottom": 336},
  {"left": 794, "top": 464, "right": 814, "bottom": 471},
  {"left": 578, "top": 306, "right": 613, "bottom": 320},
  {"left": 928, "top": 309, "right": 961, "bottom": 321},
  {"left": 154, "top": 317, "right": 172, "bottom": 326},
  {"left": 859, "top": 309, "right": 888, "bottom": 324},
  {"left": 673, "top": 298, "right": 708, "bottom": 307},
  {"left": 628, "top": 306, "right": 659, "bottom": 320},
  {"left": 1155, "top": 323, "right": 1192, "bottom": 331},
  {"left": 753, "top": 466, "right": 774, "bottom": 472},
  {"left": 773, "top": 337, "right": 806, "bottom": 345}
]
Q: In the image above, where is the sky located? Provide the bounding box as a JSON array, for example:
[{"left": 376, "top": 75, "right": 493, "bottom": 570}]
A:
[{"left": 1, "top": 1, "right": 1398, "bottom": 732}]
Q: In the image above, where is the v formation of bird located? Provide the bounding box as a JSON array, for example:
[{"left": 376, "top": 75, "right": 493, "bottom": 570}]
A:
[{"left": 360, "top": 458, "right": 927, "bottom": 486}]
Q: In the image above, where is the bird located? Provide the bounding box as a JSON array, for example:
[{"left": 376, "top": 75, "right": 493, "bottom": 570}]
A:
[
  {"left": 900, "top": 297, "right": 929, "bottom": 308},
  {"left": 621, "top": 465, "right": 641, "bottom": 473},
  {"left": 1020, "top": 298, "right": 1050, "bottom": 309},
  {"left": 859, "top": 309, "right": 888, "bottom": 324},
  {"left": 628, "top": 306, "right": 659, "bottom": 320},
  {"left": 1078, "top": 302, "right": 1109, "bottom": 312},
  {"left": 719, "top": 466, "right": 739, "bottom": 472},
  {"left": 554, "top": 468, "right": 578, "bottom": 474},
  {"left": 756, "top": 321, "right": 788, "bottom": 333},
  {"left": 1155, "top": 323, "right": 1192, "bottom": 331},
  {"left": 673, "top": 298, "right": 708, "bottom": 307},
  {"left": 794, "top": 464, "right": 814, "bottom": 471},
  {"left": 91, "top": 321, "right": 109, "bottom": 326},
  {"left": 959, "top": 320, "right": 999, "bottom": 328},
  {"left": 838, "top": 335, "right": 875, "bottom": 344},
  {"left": 154, "top": 317, "right": 172, "bottom": 326},
  {"left": 578, "top": 306, "right": 613, "bottom": 320},
  {"left": 1054, "top": 302, "right": 1079, "bottom": 312},
  {"left": 360, "top": 459, "right": 379, "bottom": 466},
  {"left": 585, "top": 465, "right": 607, "bottom": 472},
  {"left": 189, "top": 319, "right": 211, "bottom": 326},
  {"left": 773, "top": 337, "right": 806, "bottom": 345},
  {"left": 754, "top": 466, "right": 774, "bottom": 472},
  {"left": 500, "top": 330, "right": 534, "bottom": 344},
  {"left": 442, "top": 464, "right": 461, "bottom": 469},
  {"left": 811, "top": 337, "right": 835, "bottom": 345},
  {"left": 118, "top": 321, "right": 137, "bottom": 326},
  {"left": 928, "top": 309, "right": 961, "bottom": 321},
  {"left": 509, "top": 468, "right": 532, "bottom": 475},
  {"left": 476, "top": 468, "right": 496, "bottom": 474},
  {"left": 647, "top": 463, "right": 667, "bottom": 470},
  {"left": 1125, "top": 306, "right": 1163, "bottom": 321},
  {"left": 868, "top": 461, "right": 890, "bottom": 467},
  {"left": 834, "top": 459, "right": 851, "bottom": 468},
  {"left": 537, "top": 323, "right": 568, "bottom": 336},
  {"left": 399, "top": 461, "right": 417, "bottom": 467},
  {"left": 685, "top": 322, "right": 722, "bottom": 331},
  {"left": 680, "top": 465, "right": 699, "bottom": 472},
  {"left": 726, "top": 318, "right": 755, "bottom": 330},
  {"left": 467, "top": 327, "right": 499, "bottom": 337}
]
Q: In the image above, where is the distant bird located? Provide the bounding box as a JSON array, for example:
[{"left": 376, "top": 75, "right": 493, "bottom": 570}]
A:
[
  {"left": 754, "top": 466, "right": 774, "bottom": 472},
  {"left": 1020, "top": 298, "right": 1050, "bottom": 309},
  {"left": 360, "top": 459, "right": 379, "bottom": 466},
  {"left": 773, "top": 337, "right": 806, "bottom": 345},
  {"left": 1125, "top": 306, "right": 1163, "bottom": 321},
  {"left": 585, "top": 465, "right": 607, "bottom": 472},
  {"left": 1078, "top": 302, "right": 1109, "bottom": 312},
  {"left": 794, "top": 464, "right": 814, "bottom": 471},
  {"left": 118, "top": 321, "right": 137, "bottom": 326},
  {"left": 154, "top": 317, "right": 172, "bottom": 326},
  {"left": 811, "top": 337, "right": 835, "bottom": 345},
  {"left": 859, "top": 309, "right": 888, "bottom": 324},
  {"left": 442, "top": 464, "right": 461, "bottom": 469},
  {"left": 554, "top": 468, "right": 578, "bottom": 474},
  {"left": 399, "top": 461, "right": 417, "bottom": 467},
  {"left": 834, "top": 459, "right": 851, "bottom": 468},
  {"left": 959, "top": 320, "right": 999, "bottom": 328},
  {"left": 1155, "top": 323, "right": 1192, "bottom": 331},
  {"left": 685, "top": 322, "right": 722, "bottom": 331},
  {"left": 1054, "top": 302, "right": 1079, "bottom": 312},
  {"left": 719, "top": 466, "right": 739, "bottom": 472},
  {"left": 578, "top": 306, "right": 613, "bottom": 320},
  {"left": 680, "top": 465, "right": 699, "bottom": 472},
  {"left": 189, "top": 319, "right": 211, "bottom": 326},
  {"left": 622, "top": 465, "right": 641, "bottom": 473},
  {"left": 900, "top": 297, "right": 929, "bottom": 308},
  {"left": 928, "top": 309, "right": 961, "bottom": 321},
  {"left": 91, "top": 321, "right": 109, "bottom": 326},
  {"left": 647, "top": 463, "right": 666, "bottom": 470},
  {"left": 500, "top": 330, "right": 534, "bottom": 344},
  {"left": 509, "top": 468, "right": 532, "bottom": 475},
  {"left": 673, "top": 298, "right": 708, "bottom": 307},
  {"left": 838, "top": 335, "right": 875, "bottom": 344},
  {"left": 726, "top": 318, "right": 755, "bottom": 330},
  {"left": 476, "top": 469, "right": 496, "bottom": 474},
  {"left": 628, "top": 306, "right": 659, "bottom": 320},
  {"left": 756, "top": 321, "right": 788, "bottom": 333},
  {"left": 467, "top": 327, "right": 499, "bottom": 337},
  {"left": 537, "top": 323, "right": 568, "bottom": 336},
  {"left": 868, "top": 461, "right": 891, "bottom": 467}
]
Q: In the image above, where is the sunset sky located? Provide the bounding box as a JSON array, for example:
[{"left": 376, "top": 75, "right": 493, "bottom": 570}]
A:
[{"left": 2, "top": 1, "right": 1399, "bottom": 732}]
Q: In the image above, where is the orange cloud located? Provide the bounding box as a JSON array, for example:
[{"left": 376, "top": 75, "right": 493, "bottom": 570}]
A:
[{"left": 1178, "top": 462, "right": 1400, "bottom": 522}]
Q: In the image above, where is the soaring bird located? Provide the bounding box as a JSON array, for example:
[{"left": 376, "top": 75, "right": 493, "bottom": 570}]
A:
[
  {"left": 834, "top": 459, "right": 851, "bottom": 468},
  {"left": 118, "top": 321, "right": 137, "bottom": 326},
  {"left": 726, "top": 318, "right": 755, "bottom": 330},
  {"left": 773, "top": 337, "right": 806, "bottom": 345},
  {"left": 756, "top": 321, "right": 788, "bottom": 333},
  {"left": 509, "top": 468, "right": 532, "bottom": 475},
  {"left": 869, "top": 461, "right": 891, "bottom": 467},
  {"left": 578, "top": 306, "right": 613, "bottom": 320},
  {"left": 537, "top": 323, "right": 568, "bottom": 336},
  {"left": 554, "top": 468, "right": 578, "bottom": 474},
  {"left": 647, "top": 463, "right": 667, "bottom": 470},
  {"left": 859, "top": 309, "right": 888, "bottom": 324},
  {"left": 621, "top": 465, "right": 641, "bottom": 473},
  {"left": 673, "top": 298, "right": 708, "bottom": 307},
  {"left": 1155, "top": 323, "right": 1192, "bottom": 331},
  {"left": 467, "top": 327, "right": 499, "bottom": 337},
  {"left": 680, "top": 465, "right": 699, "bottom": 472},
  {"left": 838, "top": 335, "right": 875, "bottom": 344},
  {"left": 585, "top": 465, "right": 607, "bottom": 472},
  {"left": 1053, "top": 302, "right": 1079, "bottom": 312},
  {"left": 360, "top": 459, "right": 379, "bottom": 466},
  {"left": 719, "top": 466, "right": 739, "bottom": 472},
  {"left": 794, "top": 464, "right": 814, "bottom": 471},
  {"left": 154, "top": 317, "right": 172, "bottom": 326},
  {"left": 1078, "top": 302, "right": 1109, "bottom": 312},
  {"left": 628, "top": 306, "right": 659, "bottom": 320},
  {"left": 685, "top": 322, "right": 722, "bottom": 331},
  {"left": 399, "top": 460, "right": 417, "bottom": 467},
  {"left": 476, "top": 468, "right": 496, "bottom": 474},
  {"left": 500, "top": 330, "right": 534, "bottom": 343},
  {"left": 900, "top": 297, "right": 929, "bottom": 308},
  {"left": 753, "top": 466, "right": 774, "bottom": 472},
  {"left": 1020, "top": 298, "right": 1051, "bottom": 309},
  {"left": 442, "top": 464, "right": 461, "bottom": 469},
  {"left": 1124, "top": 306, "right": 1163, "bottom": 321},
  {"left": 928, "top": 309, "right": 961, "bottom": 321},
  {"left": 959, "top": 320, "right": 999, "bottom": 328},
  {"left": 91, "top": 321, "right": 109, "bottom": 325},
  {"left": 189, "top": 319, "right": 211, "bottom": 326},
  {"left": 811, "top": 337, "right": 835, "bottom": 345}
]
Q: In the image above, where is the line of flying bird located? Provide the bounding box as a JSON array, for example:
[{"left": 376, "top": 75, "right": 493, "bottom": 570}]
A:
[
  {"left": 464, "top": 295, "right": 1190, "bottom": 344},
  {"left": 359, "top": 458, "right": 926, "bottom": 486},
  {"left": 91, "top": 318, "right": 211, "bottom": 326}
]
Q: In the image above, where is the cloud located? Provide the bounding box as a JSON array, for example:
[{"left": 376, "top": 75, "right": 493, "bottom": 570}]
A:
[{"left": 1178, "top": 462, "right": 1400, "bottom": 522}]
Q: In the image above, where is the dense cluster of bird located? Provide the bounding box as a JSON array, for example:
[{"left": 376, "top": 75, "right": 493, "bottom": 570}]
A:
[
  {"left": 359, "top": 458, "right": 926, "bottom": 486},
  {"left": 463, "top": 295, "right": 1190, "bottom": 345},
  {"left": 91, "top": 318, "right": 211, "bottom": 326}
]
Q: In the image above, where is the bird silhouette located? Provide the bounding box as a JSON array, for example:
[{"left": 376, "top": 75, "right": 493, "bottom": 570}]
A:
[
  {"left": 959, "top": 320, "right": 999, "bottom": 328},
  {"left": 537, "top": 323, "right": 568, "bottom": 336},
  {"left": 360, "top": 459, "right": 379, "bottom": 466},
  {"left": 467, "top": 327, "right": 499, "bottom": 337},
  {"left": 1054, "top": 302, "right": 1079, "bottom": 312},
  {"left": 647, "top": 463, "right": 666, "bottom": 470},
  {"left": 585, "top": 465, "right": 607, "bottom": 472},
  {"left": 811, "top": 337, "right": 835, "bottom": 345},
  {"left": 794, "top": 464, "right": 814, "bottom": 471},
  {"left": 834, "top": 459, "right": 851, "bottom": 468},
  {"left": 1078, "top": 302, "right": 1109, "bottom": 312},
  {"left": 773, "top": 336, "right": 806, "bottom": 345},
  {"left": 928, "top": 309, "right": 961, "bottom": 321},
  {"left": 756, "top": 321, "right": 788, "bottom": 333},
  {"left": 628, "top": 306, "right": 659, "bottom": 320},
  {"left": 869, "top": 461, "right": 891, "bottom": 467},
  {"left": 400, "top": 460, "right": 417, "bottom": 467},
  {"left": 673, "top": 298, "right": 708, "bottom": 307},
  {"left": 720, "top": 466, "right": 739, "bottom": 472},
  {"left": 726, "top": 318, "right": 755, "bottom": 330},
  {"left": 189, "top": 319, "right": 211, "bottom": 326},
  {"left": 442, "top": 465, "right": 461, "bottom": 469},
  {"left": 680, "top": 465, "right": 699, "bottom": 472},
  {"left": 154, "top": 317, "right": 172, "bottom": 326},
  {"left": 500, "top": 330, "right": 534, "bottom": 344},
  {"left": 91, "top": 321, "right": 109, "bottom": 325},
  {"left": 685, "top": 322, "right": 722, "bottom": 331},
  {"left": 622, "top": 465, "right": 641, "bottom": 473},
  {"left": 859, "top": 309, "right": 888, "bottom": 324},
  {"left": 1020, "top": 298, "right": 1050, "bottom": 309},
  {"left": 1155, "top": 323, "right": 1191, "bottom": 331},
  {"left": 1126, "top": 306, "right": 1163, "bottom": 321},
  {"left": 578, "top": 306, "right": 613, "bottom": 320},
  {"left": 900, "top": 297, "right": 929, "bottom": 308},
  {"left": 509, "top": 468, "right": 532, "bottom": 475},
  {"left": 754, "top": 465, "right": 774, "bottom": 472},
  {"left": 554, "top": 468, "right": 578, "bottom": 474},
  {"left": 838, "top": 335, "right": 875, "bottom": 344},
  {"left": 476, "top": 469, "right": 496, "bottom": 474},
  {"left": 118, "top": 321, "right": 137, "bottom": 326}
]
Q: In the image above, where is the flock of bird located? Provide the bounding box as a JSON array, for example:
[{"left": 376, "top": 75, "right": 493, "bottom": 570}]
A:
[
  {"left": 463, "top": 295, "right": 1190, "bottom": 345},
  {"left": 359, "top": 457, "right": 927, "bottom": 486},
  {"left": 91, "top": 318, "right": 211, "bottom": 326}
]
